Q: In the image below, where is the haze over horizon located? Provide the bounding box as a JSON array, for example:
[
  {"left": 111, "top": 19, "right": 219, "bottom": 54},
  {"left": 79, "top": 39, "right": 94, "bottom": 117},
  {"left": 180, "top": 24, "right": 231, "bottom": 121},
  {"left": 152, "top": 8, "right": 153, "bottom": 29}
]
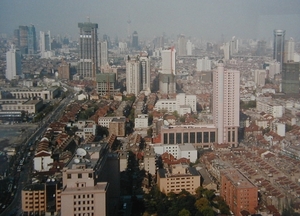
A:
[{"left": 0, "top": 0, "right": 300, "bottom": 42}]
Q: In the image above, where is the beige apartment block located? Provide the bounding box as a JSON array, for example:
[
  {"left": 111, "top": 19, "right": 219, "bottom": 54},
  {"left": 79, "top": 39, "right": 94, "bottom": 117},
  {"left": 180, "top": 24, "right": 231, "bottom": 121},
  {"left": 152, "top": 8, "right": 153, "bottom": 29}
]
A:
[{"left": 157, "top": 163, "right": 201, "bottom": 195}]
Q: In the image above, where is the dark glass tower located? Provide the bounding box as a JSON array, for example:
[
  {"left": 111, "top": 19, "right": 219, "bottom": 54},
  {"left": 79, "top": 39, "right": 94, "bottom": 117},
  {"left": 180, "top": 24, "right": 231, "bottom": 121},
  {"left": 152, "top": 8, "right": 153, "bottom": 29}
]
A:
[
  {"left": 77, "top": 22, "right": 98, "bottom": 79},
  {"left": 132, "top": 31, "right": 139, "bottom": 50}
]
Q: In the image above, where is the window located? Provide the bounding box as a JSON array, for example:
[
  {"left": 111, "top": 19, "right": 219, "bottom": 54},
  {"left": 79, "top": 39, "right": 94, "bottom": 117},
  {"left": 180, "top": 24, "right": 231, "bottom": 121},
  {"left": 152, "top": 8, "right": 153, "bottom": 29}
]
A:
[
  {"left": 78, "top": 173, "right": 82, "bottom": 178},
  {"left": 176, "top": 133, "right": 182, "bottom": 144},
  {"left": 190, "top": 132, "right": 195, "bottom": 143},
  {"left": 169, "top": 133, "right": 175, "bottom": 144},
  {"left": 183, "top": 132, "right": 188, "bottom": 143}
]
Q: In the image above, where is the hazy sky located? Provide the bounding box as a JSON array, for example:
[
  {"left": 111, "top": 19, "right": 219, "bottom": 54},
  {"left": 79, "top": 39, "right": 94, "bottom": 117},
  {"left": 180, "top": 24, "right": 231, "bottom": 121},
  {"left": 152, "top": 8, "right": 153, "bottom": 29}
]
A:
[{"left": 0, "top": 0, "right": 299, "bottom": 41}]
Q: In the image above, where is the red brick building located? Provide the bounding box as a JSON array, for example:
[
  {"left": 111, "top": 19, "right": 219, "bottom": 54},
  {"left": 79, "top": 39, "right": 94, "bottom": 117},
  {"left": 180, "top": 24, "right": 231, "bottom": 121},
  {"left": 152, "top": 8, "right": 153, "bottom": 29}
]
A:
[{"left": 220, "top": 169, "right": 258, "bottom": 216}]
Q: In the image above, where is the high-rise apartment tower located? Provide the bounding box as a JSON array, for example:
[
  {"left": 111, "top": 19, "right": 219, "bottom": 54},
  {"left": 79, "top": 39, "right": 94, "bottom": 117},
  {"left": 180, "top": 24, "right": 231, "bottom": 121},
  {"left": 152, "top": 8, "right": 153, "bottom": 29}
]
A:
[{"left": 213, "top": 61, "right": 240, "bottom": 146}]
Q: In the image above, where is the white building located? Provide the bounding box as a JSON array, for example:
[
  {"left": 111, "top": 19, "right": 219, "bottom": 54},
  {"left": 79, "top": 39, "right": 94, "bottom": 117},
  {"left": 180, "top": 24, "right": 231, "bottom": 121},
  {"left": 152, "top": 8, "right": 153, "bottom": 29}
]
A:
[
  {"left": 6, "top": 44, "right": 22, "bottom": 80},
  {"left": 154, "top": 93, "right": 196, "bottom": 115},
  {"left": 153, "top": 143, "right": 197, "bottom": 163},
  {"left": 98, "top": 40, "right": 108, "bottom": 69},
  {"left": 256, "top": 98, "right": 284, "bottom": 118},
  {"left": 186, "top": 40, "right": 193, "bottom": 56},
  {"left": 34, "top": 150, "right": 53, "bottom": 172},
  {"left": 221, "top": 42, "right": 230, "bottom": 60},
  {"left": 135, "top": 114, "right": 148, "bottom": 129},
  {"left": 119, "top": 42, "right": 127, "bottom": 53},
  {"left": 213, "top": 61, "right": 240, "bottom": 146},
  {"left": 230, "top": 36, "right": 238, "bottom": 55},
  {"left": 98, "top": 116, "right": 118, "bottom": 128},
  {"left": 126, "top": 53, "right": 150, "bottom": 96},
  {"left": 272, "top": 122, "right": 285, "bottom": 137},
  {"left": 177, "top": 35, "right": 186, "bottom": 56},
  {"left": 254, "top": 70, "right": 266, "bottom": 87},
  {"left": 284, "top": 38, "right": 295, "bottom": 63},
  {"left": 196, "top": 57, "right": 211, "bottom": 71},
  {"left": 161, "top": 48, "right": 176, "bottom": 75},
  {"left": 40, "top": 31, "right": 52, "bottom": 58},
  {"left": 126, "top": 56, "right": 140, "bottom": 96},
  {"left": 268, "top": 61, "right": 280, "bottom": 79}
]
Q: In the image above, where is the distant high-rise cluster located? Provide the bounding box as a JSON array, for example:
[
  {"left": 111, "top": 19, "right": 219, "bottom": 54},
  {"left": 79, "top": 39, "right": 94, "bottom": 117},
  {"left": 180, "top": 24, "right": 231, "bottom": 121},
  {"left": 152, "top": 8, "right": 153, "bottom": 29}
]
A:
[
  {"left": 213, "top": 61, "right": 240, "bottom": 146},
  {"left": 77, "top": 21, "right": 98, "bottom": 80}
]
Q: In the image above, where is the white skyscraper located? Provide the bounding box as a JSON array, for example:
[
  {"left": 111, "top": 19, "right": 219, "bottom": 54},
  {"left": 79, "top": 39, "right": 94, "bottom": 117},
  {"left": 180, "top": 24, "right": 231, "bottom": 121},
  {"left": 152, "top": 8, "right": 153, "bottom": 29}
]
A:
[
  {"left": 126, "top": 53, "right": 151, "bottom": 95},
  {"left": 268, "top": 61, "right": 281, "bottom": 79},
  {"left": 284, "top": 38, "right": 295, "bottom": 63},
  {"left": 139, "top": 52, "right": 151, "bottom": 93},
  {"left": 230, "top": 36, "right": 238, "bottom": 55},
  {"left": 40, "top": 31, "right": 52, "bottom": 58},
  {"left": 98, "top": 41, "right": 108, "bottom": 70},
  {"left": 159, "top": 47, "right": 176, "bottom": 94},
  {"left": 177, "top": 35, "right": 186, "bottom": 56},
  {"left": 126, "top": 56, "right": 140, "bottom": 96},
  {"left": 254, "top": 70, "right": 266, "bottom": 87},
  {"left": 186, "top": 40, "right": 193, "bottom": 56},
  {"left": 213, "top": 61, "right": 240, "bottom": 146},
  {"left": 196, "top": 57, "right": 211, "bottom": 71},
  {"left": 6, "top": 44, "right": 22, "bottom": 80},
  {"left": 161, "top": 48, "right": 176, "bottom": 75},
  {"left": 221, "top": 42, "right": 230, "bottom": 60}
]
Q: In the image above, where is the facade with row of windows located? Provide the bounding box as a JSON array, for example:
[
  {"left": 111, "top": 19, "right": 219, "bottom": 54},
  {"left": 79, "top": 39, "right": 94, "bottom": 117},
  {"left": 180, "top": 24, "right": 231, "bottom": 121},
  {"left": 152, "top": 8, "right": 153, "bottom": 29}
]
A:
[
  {"left": 157, "top": 163, "right": 201, "bottom": 195},
  {"left": 160, "top": 124, "right": 217, "bottom": 148}
]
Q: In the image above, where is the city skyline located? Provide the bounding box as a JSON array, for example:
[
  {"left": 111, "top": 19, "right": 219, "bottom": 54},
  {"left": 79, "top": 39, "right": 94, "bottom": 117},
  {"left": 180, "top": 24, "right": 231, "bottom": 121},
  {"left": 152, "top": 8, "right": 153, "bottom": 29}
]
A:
[{"left": 0, "top": 0, "right": 300, "bottom": 41}]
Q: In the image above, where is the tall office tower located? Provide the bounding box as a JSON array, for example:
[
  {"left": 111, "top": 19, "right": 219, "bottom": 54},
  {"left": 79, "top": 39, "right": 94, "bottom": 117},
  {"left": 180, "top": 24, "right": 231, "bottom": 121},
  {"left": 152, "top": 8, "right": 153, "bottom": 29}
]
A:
[
  {"left": 254, "top": 70, "right": 266, "bottom": 87},
  {"left": 132, "top": 31, "right": 139, "bottom": 49},
  {"left": 97, "top": 41, "right": 108, "bottom": 70},
  {"left": 213, "top": 61, "right": 240, "bottom": 146},
  {"left": 281, "top": 62, "right": 300, "bottom": 94},
  {"left": 40, "top": 31, "right": 52, "bottom": 58},
  {"left": 284, "top": 38, "right": 295, "bottom": 63},
  {"left": 221, "top": 42, "right": 230, "bottom": 60},
  {"left": 186, "top": 40, "right": 193, "bottom": 56},
  {"left": 126, "top": 55, "right": 140, "bottom": 95},
  {"left": 77, "top": 22, "right": 98, "bottom": 79},
  {"left": 196, "top": 57, "right": 211, "bottom": 71},
  {"left": 256, "top": 40, "right": 266, "bottom": 56},
  {"left": 177, "top": 34, "right": 187, "bottom": 56},
  {"left": 230, "top": 36, "right": 238, "bottom": 55},
  {"left": 273, "top": 29, "right": 285, "bottom": 71},
  {"left": 27, "top": 25, "right": 37, "bottom": 54},
  {"left": 6, "top": 44, "right": 22, "bottom": 80},
  {"left": 159, "top": 47, "right": 176, "bottom": 94},
  {"left": 139, "top": 52, "right": 151, "bottom": 93},
  {"left": 19, "top": 25, "right": 28, "bottom": 54}
]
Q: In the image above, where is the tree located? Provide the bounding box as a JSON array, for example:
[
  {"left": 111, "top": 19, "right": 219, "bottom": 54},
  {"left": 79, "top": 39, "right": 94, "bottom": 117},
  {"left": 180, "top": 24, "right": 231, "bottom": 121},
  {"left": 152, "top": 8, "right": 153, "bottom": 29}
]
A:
[
  {"left": 178, "top": 208, "right": 191, "bottom": 216},
  {"left": 195, "top": 198, "right": 210, "bottom": 212}
]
